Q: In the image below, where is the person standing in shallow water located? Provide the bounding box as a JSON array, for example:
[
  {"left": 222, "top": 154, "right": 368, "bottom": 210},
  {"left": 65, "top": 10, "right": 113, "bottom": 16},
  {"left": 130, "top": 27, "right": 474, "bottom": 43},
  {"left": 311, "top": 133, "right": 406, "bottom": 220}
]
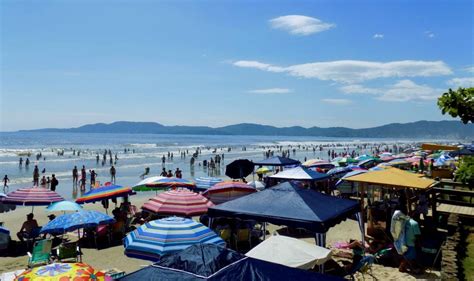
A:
[
  {"left": 72, "top": 166, "right": 78, "bottom": 186},
  {"left": 33, "top": 165, "right": 39, "bottom": 186},
  {"left": 50, "top": 174, "right": 58, "bottom": 191},
  {"left": 110, "top": 166, "right": 116, "bottom": 183},
  {"left": 3, "top": 175, "right": 9, "bottom": 192}
]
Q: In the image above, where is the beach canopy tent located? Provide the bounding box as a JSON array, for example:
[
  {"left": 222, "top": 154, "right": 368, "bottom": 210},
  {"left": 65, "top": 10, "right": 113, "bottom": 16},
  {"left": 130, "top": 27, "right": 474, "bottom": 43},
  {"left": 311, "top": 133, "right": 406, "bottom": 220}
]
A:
[
  {"left": 225, "top": 159, "right": 254, "bottom": 179},
  {"left": 208, "top": 181, "right": 360, "bottom": 234},
  {"left": 448, "top": 147, "right": 474, "bottom": 157},
  {"left": 118, "top": 244, "right": 343, "bottom": 281},
  {"left": 421, "top": 143, "right": 458, "bottom": 151},
  {"left": 343, "top": 167, "right": 436, "bottom": 190},
  {"left": 269, "top": 166, "right": 329, "bottom": 181},
  {"left": 246, "top": 234, "right": 332, "bottom": 270},
  {"left": 253, "top": 156, "right": 301, "bottom": 167}
]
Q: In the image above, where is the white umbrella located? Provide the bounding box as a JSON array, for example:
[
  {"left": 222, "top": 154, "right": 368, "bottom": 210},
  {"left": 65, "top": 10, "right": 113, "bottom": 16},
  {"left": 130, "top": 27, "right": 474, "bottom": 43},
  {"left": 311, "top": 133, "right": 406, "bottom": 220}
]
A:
[
  {"left": 246, "top": 235, "right": 332, "bottom": 270},
  {"left": 133, "top": 176, "right": 165, "bottom": 189}
]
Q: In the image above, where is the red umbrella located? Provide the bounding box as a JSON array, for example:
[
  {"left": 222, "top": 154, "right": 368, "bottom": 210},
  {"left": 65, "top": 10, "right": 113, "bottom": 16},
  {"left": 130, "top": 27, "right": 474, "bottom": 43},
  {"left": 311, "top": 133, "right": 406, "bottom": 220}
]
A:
[
  {"left": 202, "top": 181, "right": 256, "bottom": 204},
  {"left": 142, "top": 189, "right": 213, "bottom": 216}
]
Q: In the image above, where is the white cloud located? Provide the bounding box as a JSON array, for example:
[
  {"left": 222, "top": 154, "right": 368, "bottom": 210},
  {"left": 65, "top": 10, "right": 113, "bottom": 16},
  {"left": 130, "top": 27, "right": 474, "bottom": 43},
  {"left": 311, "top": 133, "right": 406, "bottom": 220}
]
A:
[
  {"left": 340, "top": 80, "right": 443, "bottom": 102},
  {"left": 233, "top": 59, "right": 452, "bottom": 83},
  {"left": 321, "top": 98, "right": 352, "bottom": 105},
  {"left": 373, "top": 33, "right": 384, "bottom": 39},
  {"left": 447, "top": 77, "right": 474, "bottom": 88},
  {"left": 463, "top": 66, "right": 474, "bottom": 73},
  {"left": 269, "top": 15, "right": 335, "bottom": 36},
  {"left": 424, "top": 31, "right": 435, "bottom": 38},
  {"left": 248, "top": 88, "right": 293, "bottom": 94}
]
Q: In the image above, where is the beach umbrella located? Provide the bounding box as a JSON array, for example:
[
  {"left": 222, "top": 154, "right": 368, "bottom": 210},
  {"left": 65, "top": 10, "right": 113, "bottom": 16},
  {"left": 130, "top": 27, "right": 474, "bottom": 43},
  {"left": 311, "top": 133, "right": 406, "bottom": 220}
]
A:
[
  {"left": 14, "top": 262, "right": 110, "bottom": 281},
  {"left": 46, "top": 200, "right": 83, "bottom": 212},
  {"left": 194, "top": 177, "right": 223, "bottom": 191},
  {"left": 144, "top": 178, "right": 196, "bottom": 191},
  {"left": 335, "top": 170, "right": 368, "bottom": 195},
  {"left": 0, "top": 192, "right": 16, "bottom": 213},
  {"left": 380, "top": 156, "right": 395, "bottom": 162},
  {"left": 142, "top": 189, "right": 214, "bottom": 216},
  {"left": 302, "top": 159, "right": 328, "bottom": 167},
  {"left": 76, "top": 185, "right": 134, "bottom": 208},
  {"left": 40, "top": 210, "right": 115, "bottom": 235},
  {"left": 337, "top": 157, "right": 358, "bottom": 165},
  {"left": 248, "top": 180, "right": 265, "bottom": 191},
  {"left": 388, "top": 158, "right": 411, "bottom": 166},
  {"left": 124, "top": 217, "right": 225, "bottom": 261},
  {"left": 202, "top": 181, "right": 256, "bottom": 204},
  {"left": 355, "top": 154, "right": 374, "bottom": 161},
  {"left": 132, "top": 176, "right": 165, "bottom": 191},
  {"left": 3, "top": 187, "right": 64, "bottom": 212},
  {"left": 254, "top": 156, "right": 300, "bottom": 167},
  {"left": 255, "top": 167, "right": 271, "bottom": 174},
  {"left": 0, "top": 225, "right": 9, "bottom": 251},
  {"left": 327, "top": 166, "right": 353, "bottom": 177},
  {"left": 225, "top": 159, "right": 254, "bottom": 179}
]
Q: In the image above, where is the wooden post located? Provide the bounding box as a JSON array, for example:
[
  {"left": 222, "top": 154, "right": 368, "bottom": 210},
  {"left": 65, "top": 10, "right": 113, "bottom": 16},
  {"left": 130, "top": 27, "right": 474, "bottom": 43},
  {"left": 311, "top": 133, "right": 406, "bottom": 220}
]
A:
[
  {"left": 360, "top": 182, "right": 366, "bottom": 234},
  {"left": 431, "top": 188, "right": 437, "bottom": 226}
]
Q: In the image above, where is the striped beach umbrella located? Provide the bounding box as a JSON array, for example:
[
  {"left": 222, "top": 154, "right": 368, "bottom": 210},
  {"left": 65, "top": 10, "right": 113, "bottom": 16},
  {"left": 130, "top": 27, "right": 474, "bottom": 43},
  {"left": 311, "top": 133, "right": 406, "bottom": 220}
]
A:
[
  {"left": 76, "top": 185, "right": 134, "bottom": 204},
  {"left": 302, "top": 159, "right": 329, "bottom": 167},
  {"left": 40, "top": 210, "right": 114, "bottom": 234},
  {"left": 124, "top": 217, "right": 225, "bottom": 261},
  {"left": 142, "top": 189, "right": 213, "bottom": 216},
  {"left": 3, "top": 187, "right": 64, "bottom": 206},
  {"left": 194, "top": 177, "right": 223, "bottom": 191},
  {"left": 144, "top": 178, "right": 196, "bottom": 191},
  {"left": 202, "top": 181, "right": 256, "bottom": 205}
]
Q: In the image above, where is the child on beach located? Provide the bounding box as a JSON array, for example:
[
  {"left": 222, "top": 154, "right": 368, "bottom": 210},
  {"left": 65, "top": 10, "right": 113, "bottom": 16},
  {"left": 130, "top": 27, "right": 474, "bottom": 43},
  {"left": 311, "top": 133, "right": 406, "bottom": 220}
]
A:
[{"left": 3, "top": 175, "right": 9, "bottom": 191}]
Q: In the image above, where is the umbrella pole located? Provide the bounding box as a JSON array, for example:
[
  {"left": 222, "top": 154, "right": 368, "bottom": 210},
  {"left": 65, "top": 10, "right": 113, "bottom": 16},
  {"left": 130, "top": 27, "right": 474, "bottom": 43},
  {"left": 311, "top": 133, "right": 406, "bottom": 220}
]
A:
[
  {"left": 31, "top": 206, "right": 34, "bottom": 213},
  {"left": 78, "top": 228, "right": 82, "bottom": 262}
]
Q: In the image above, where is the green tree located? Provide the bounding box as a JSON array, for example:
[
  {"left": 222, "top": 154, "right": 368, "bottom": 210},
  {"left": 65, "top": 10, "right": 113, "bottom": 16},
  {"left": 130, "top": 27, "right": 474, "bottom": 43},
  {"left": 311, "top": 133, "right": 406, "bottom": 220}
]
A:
[
  {"left": 454, "top": 156, "right": 474, "bottom": 186},
  {"left": 437, "top": 87, "right": 474, "bottom": 124}
]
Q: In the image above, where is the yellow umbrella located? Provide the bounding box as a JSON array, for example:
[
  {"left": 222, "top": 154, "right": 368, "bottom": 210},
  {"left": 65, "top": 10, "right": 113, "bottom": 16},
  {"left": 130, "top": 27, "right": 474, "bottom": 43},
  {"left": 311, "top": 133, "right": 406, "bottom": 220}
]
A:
[
  {"left": 15, "top": 263, "right": 110, "bottom": 281},
  {"left": 256, "top": 167, "right": 271, "bottom": 174}
]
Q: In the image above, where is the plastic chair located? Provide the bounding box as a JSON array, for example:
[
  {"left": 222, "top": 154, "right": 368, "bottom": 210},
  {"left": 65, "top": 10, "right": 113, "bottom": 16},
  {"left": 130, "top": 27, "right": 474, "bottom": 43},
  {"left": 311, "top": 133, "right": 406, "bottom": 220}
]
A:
[
  {"left": 56, "top": 241, "right": 81, "bottom": 262},
  {"left": 27, "top": 239, "right": 52, "bottom": 268},
  {"left": 219, "top": 228, "right": 232, "bottom": 246}
]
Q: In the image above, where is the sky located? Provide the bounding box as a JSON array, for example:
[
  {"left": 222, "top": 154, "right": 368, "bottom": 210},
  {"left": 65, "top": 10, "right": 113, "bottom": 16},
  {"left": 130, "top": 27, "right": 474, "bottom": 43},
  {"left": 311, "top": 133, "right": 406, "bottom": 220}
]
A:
[{"left": 1, "top": 0, "right": 473, "bottom": 131}]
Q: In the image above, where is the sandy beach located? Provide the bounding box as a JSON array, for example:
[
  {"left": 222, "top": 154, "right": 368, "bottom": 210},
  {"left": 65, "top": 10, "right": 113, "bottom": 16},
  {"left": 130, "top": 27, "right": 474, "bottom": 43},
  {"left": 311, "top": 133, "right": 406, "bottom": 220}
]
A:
[{"left": 0, "top": 192, "right": 441, "bottom": 280}]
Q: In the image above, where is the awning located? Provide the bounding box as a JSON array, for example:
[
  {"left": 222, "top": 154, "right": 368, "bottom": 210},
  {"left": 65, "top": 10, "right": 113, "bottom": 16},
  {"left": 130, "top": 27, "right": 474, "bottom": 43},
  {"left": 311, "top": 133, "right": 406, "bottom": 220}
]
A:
[
  {"left": 344, "top": 167, "right": 436, "bottom": 189},
  {"left": 421, "top": 143, "right": 458, "bottom": 151}
]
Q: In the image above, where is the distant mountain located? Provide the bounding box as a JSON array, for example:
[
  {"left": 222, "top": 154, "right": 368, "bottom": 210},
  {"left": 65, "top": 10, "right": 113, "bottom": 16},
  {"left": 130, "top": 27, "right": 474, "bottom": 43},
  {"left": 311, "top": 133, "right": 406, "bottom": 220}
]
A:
[{"left": 19, "top": 120, "right": 474, "bottom": 139}]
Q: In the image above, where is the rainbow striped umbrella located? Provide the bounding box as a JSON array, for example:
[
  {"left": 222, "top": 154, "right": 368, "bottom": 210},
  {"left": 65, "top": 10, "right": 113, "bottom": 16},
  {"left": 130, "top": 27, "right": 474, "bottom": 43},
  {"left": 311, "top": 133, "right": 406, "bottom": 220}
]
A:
[
  {"left": 142, "top": 189, "right": 213, "bottom": 216},
  {"left": 144, "top": 177, "right": 196, "bottom": 191},
  {"left": 202, "top": 181, "right": 256, "bottom": 205},
  {"left": 76, "top": 185, "right": 134, "bottom": 204},
  {"left": 3, "top": 187, "right": 64, "bottom": 206},
  {"left": 124, "top": 217, "right": 225, "bottom": 261}
]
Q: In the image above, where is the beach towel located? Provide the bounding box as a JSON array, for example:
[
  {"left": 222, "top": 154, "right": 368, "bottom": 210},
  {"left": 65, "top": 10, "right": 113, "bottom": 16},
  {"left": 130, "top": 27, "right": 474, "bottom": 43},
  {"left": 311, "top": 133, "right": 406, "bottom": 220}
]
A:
[{"left": 390, "top": 210, "right": 408, "bottom": 255}]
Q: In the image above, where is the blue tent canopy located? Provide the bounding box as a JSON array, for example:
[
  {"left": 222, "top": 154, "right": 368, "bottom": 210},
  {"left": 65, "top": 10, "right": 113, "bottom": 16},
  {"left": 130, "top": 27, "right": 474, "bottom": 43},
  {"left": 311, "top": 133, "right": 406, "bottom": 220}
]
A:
[
  {"left": 253, "top": 156, "right": 301, "bottom": 167},
  {"left": 207, "top": 181, "right": 359, "bottom": 233},
  {"left": 118, "top": 244, "right": 343, "bottom": 281}
]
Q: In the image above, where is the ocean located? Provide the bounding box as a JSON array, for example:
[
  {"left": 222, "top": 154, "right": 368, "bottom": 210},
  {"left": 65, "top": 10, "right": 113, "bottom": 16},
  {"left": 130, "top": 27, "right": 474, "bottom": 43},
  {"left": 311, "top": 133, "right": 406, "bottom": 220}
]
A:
[{"left": 0, "top": 132, "right": 427, "bottom": 200}]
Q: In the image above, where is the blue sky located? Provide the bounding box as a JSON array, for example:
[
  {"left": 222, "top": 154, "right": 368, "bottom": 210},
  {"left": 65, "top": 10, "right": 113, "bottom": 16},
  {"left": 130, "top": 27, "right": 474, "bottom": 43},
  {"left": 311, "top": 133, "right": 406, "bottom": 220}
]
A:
[{"left": 1, "top": 0, "right": 473, "bottom": 131}]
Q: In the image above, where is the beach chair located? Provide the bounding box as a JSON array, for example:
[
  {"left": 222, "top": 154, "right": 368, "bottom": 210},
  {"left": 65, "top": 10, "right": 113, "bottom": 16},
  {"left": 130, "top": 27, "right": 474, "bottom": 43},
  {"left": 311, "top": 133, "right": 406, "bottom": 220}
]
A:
[
  {"left": 233, "top": 228, "right": 251, "bottom": 251},
  {"left": 27, "top": 239, "right": 52, "bottom": 268},
  {"left": 219, "top": 228, "right": 232, "bottom": 246},
  {"left": 346, "top": 255, "right": 375, "bottom": 280},
  {"left": 56, "top": 241, "right": 81, "bottom": 262},
  {"left": 24, "top": 227, "right": 42, "bottom": 249}
]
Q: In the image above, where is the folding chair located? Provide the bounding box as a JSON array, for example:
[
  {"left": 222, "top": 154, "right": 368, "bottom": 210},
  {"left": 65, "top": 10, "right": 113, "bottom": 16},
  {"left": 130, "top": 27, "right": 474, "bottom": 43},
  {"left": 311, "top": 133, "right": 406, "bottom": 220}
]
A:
[
  {"left": 27, "top": 239, "right": 52, "bottom": 268},
  {"left": 56, "top": 241, "right": 81, "bottom": 262}
]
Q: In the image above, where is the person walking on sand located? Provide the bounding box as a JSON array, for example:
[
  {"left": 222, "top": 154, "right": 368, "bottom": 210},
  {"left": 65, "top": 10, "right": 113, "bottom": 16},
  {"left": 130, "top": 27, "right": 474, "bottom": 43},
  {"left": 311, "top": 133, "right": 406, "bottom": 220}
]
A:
[
  {"left": 50, "top": 174, "right": 58, "bottom": 191},
  {"left": 3, "top": 175, "right": 9, "bottom": 192},
  {"left": 110, "top": 166, "right": 116, "bottom": 183},
  {"left": 33, "top": 165, "right": 40, "bottom": 186}
]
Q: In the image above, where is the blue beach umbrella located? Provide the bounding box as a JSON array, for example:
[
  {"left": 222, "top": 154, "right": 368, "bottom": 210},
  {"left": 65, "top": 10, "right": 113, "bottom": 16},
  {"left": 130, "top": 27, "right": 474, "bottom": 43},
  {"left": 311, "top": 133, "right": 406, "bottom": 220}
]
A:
[
  {"left": 194, "top": 177, "right": 223, "bottom": 191},
  {"left": 124, "top": 216, "right": 225, "bottom": 261},
  {"left": 327, "top": 166, "right": 353, "bottom": 178},
  {"left": 40, "top": 210, "right": 115, "bottom": 234},
  {"left": 46, "top": 200, "right": 83, "bottom": 212}
]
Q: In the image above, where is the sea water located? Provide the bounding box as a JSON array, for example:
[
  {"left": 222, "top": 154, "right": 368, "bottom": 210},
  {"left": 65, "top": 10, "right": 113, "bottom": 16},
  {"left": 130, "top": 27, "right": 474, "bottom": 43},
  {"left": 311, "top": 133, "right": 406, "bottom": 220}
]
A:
[{"left": 0, "top": 132, "right": 429, "bottom": 200}]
